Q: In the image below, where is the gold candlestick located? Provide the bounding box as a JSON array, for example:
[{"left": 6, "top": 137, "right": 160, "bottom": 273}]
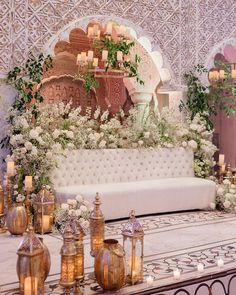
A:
[{"left": 25, "top": 189, "right": 32, "bottom": 226}]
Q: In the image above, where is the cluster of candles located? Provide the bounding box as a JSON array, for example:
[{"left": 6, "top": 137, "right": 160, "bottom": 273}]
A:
[
  {"left": 77, "top": 23, "right": 130, "bottom": 69},
  {"left": 172, "top": 258, "right": 224, "bottom": 281},
  {"left": 209, "top": 66, "right": 236, "bottom": 81}
]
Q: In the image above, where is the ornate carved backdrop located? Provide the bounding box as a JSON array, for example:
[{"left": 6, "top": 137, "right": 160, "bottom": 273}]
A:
[{"left": 1, "top": 0, "right": 236, "bottom": 84}]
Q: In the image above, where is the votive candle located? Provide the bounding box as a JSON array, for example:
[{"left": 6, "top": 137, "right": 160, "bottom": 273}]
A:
[
  {"left": 102, "top": 50, "right": 108, "bottom": 61},
  {"left": 106, "top": 22, "right": 113, "bottom": 35},
  {"left": 197, "top": 263, "right": 204, "bottom": 273},
  {"left": 146, "top": 275, "right": 154, "bottom": 287},
  {"left": 87, "top": 50, "right": 94, "bottom": 61},
  {"left": 173, "top": 268, "right": 180, "bottom": 280},
  {"left": 217, "top": 258, "right": 224, "bottom": 268},
  {"left": 93, "top": 58, "right": 98, "bottom": 67}
]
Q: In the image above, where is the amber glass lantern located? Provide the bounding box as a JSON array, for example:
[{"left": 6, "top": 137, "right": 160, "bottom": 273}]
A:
[
  {"left": 122, "top": 210, "right": 144, "bottom": 285},
  {"left": 33, "top": 186, "right": 54, "bottom": 234},
  {"left": 59, "top": 225, "right": 77, "bottom": 293},
  {"left": 89, "top": 192, "right": 105, "bottom": 257},
  {"left": 17, "top": 225, "right": 44, "bottom": 295}
]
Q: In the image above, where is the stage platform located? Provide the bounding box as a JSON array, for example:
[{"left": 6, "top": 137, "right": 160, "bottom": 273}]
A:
[{"left": 1, "top": 210, "right": 236, "bottom": 295}]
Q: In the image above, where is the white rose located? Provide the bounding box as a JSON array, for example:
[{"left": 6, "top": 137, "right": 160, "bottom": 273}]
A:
[
  {"left": 167, "top": 143, "right": 173, "bottom": 148},
  {"left": 225, "top": 193, "right": 233, "bottom": 199},
  {"left": 188, "top": 140, "right": 198, "bottom": 150},
  {"left": 67, "top": 199, "right": 74, "bottom": 205},
  {"left": 144, "top": 132, "right": 150, "bottom": 139},
  {"left": 190, "top": 124, "right": 198, "bottom": 131},
  {"left": 68, "top": 209, "right": 75, "bottom": 216},
  {"left": 35, "top": 126, "right": 43, "bottom": 134},
  {"left": 25, "top": 141, "right": 33, "bottom": 151},
  {"left": 229, "top": 189, "right": 236, "bottom": 194},
  {"left": 10, "top": 137, "right": 17, "bottom": 146},
  {"left": 138, "top": 140, "right": 144, "bottom": 146},
  {"left": 21, "top": 147, "right": 27, "bottom": 154},
  {"left": 14, "top": 190, "right": 18, "bottom": 195},
  {"left": 182, "top": 141, "right": 187, "bottom": 147},
  {"left": 29, "top": 129, "right": 39, "bottom": 139},
  {"left": 13, "top": 184, "right": 18, "bottom": 189},
  {"left": 61, "top": 203, "right": 69, "bottom": 210},
  {"left": 52, "top": 129, "right": 61, "bottom": 139},
  {"left": 223, "top": 200, "right": 231, "bottom": 209},
  {"left": 36, "top": 136, "right": 45, "bottom": 145},
  {"left": 31, "top": 146, "right": 38, "bottom": 156},
  {"left": 75, "top": 209, "right": 82, "bottom": 217},
  {"left": 231, "top": 184, "right": 236, "bottom": 189},
  {"left": 98, "top": 140, "right": 106, "bottom": 148},
  {"left": 46, "top": 151, "right": 53, "bottom": 160},
  {"left": 80, "top": 205, "right": 88, "bottom": 212},
  {"left": 76, "top": 195, "right": 84, "bottom": 202},
  {"left": 66, "top": 130, "right": 74, "bottom": 139},
  {"left": 223, "top": 179, "right": 231, "bottom": 185},
  {"left": 210, "top": 202, "right": 216, "bottom": 210},
  {"left": 217, "top": 187, "right": 224, "bottom": 196}
]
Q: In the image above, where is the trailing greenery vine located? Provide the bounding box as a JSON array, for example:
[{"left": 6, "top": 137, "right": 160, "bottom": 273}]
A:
[
  {"left": 0, "top": 52, "right": 52, "bottom": 149},
  {"left": 74, "top": 37, "right": 144, "bottom": 94},
  {"left": 179, "top": 64, "right": 236, "bottom": 130}
]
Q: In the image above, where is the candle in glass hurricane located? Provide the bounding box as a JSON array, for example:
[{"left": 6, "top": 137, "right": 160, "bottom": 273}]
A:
[
  {"left": 117, "top": 51, "right": 123, "bottom": 62},
  {"left": 217, "top": 258, "right": 224, "bottom": 268},
  {"left": 87, "top": 50, "right": 94, "bottom": 62},
  {"left": 105, "top": 22, "right": 113, "bottom": 35},
  {"left": 93, "top": 58, "right": 98, "bottom": 68},
  {"left": 102, "top": 50, "right": 108, "bottom": 61},
  {"left": 25, "top": 176, "right": 32, "bottom": 191},
  {"left": 87, "top": 27, "right": 93, "bottom": 38},
  {"left": 173, "top": 268, "right": 181, "bottom": 280}
]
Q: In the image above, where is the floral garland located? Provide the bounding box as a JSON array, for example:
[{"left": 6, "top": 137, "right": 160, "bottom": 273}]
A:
[{"left": 6, "top": 102, "right": 217, "bottom": 202}]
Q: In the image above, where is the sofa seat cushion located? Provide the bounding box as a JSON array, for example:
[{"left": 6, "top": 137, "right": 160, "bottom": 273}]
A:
[{"left": 56, "top": 177, "right": 216, "bottom": 220}]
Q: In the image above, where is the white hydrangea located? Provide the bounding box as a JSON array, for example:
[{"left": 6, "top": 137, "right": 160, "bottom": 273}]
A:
[
  {"left": 76, "top": 195, "right": 84, "bottom": 202},
  {"left": 29, "top": 129, "right": 39, "bottom": 139},
  {"left": 223, "top": 200, "right": 231, "bottom": 209},
  {"left": 61, "top": 203, "right": 69, "bottom": 210},
  {"left": 80, "top": 205, "right": 88, "bottom": 212},
  {"left": 25, "top": 141, "right": 33, "bottom": 151},
  {"left": 188, "top": 140, "right": 198, "bottom": 150}
]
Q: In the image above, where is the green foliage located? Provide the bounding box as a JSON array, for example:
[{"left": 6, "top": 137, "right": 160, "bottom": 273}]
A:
[
  {"left": 179, "top": 64, "right": 236, "bottom": 130},
  {"left": 75, "top": 37, "right": 144, "bottom": 94},
  {"left": 94, "top": 37, "right": 144, "bottom": 84},
  {"left": 7, "top": 52, "right": 52, "bottom": 113},
  {"left": 74, "top": 73, "right": 99, "bottom": 95}
]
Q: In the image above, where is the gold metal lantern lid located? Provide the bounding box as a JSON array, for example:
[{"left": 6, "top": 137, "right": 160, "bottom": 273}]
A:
[
  {"left": 70, "top": 213, "right": 86, "bottom": 240},
  {"left": 60, "top": 225, "right": 77, "bottom": 256},
  {"left": 17, "top": 225, "right": 44, "bottom": 257},
  {"left": 90, "top": 192, "right": 104, "bottom": 219},
  {"left": 34, "top": 185, "right": 54, "bottom": 205},
  {"left": 122, "top": 210, "right": 144, "bottom": 238}
]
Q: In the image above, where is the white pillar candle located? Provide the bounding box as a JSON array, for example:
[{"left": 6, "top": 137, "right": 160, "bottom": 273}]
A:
[
  {"left": 93, "top": 25, "right": 99, "bottom": 36},
  {"left": 81, "top": 52, "right": 87, "bottom": 62},
  {"left": 25, "top": 176, "right": 32, "bottom": 191},
  {"left": 87, "top": 27, "right": 93, "bottom": 37},
  {"left": 217, "top": 258, "right": 224, "bottom": 268},
  {"left": 106, "top": 22, "right": 113, "bottom": 35},
  {"left": 7, "top": 160, "right": 15, "bottom": 177},
  {"left": 119, "top": 25, "right": 126, "bottom": 36},
  {"left": 76, "top": 53, "right": 81, "bottom": 65},
  {"left": 197, "top": 263, "right": 204, "bottom": 273},
  {"left": 24, "top": 277, "right": 38, "bottom": 295},
  {"left": 221, "top": 164, "right": 226, "bottom": 172},
  {"left": 87, "top": 50, "right": 94, "bottom": 61},
  {"left": 93, "top": 58, "right": 98, "bottom": 67},
  {"left": 146, "top": 275, "right": 154, "bottom": 287},
  {"left": 232, "top": 69, "right": 236, "bottom": 79},
  {"left": 42, "top": 215, "right": 51, "bottom": 232},
  {"left": 117, "top": 51, "right": 123, "bottom": 61},
  {"left": 219, "top": 70, "right": 225, "bottom": 79},
  {"left": 102, "top": 50, "right": 108, "bottom": 61},
  {"left": 173, "top": 268, "right": 180, "bottom": 280},
  {"left": 219, "top": 154, "right": 225, "bottom": 166}
]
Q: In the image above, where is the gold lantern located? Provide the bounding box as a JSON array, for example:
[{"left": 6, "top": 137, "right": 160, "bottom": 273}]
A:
[
  {"left": 122, "top": 210, "right": 144, "bottom": 285},
  {"left": 89, "top": 192, "right": 105, "bottom": 257},
  {"left": 70, "top": 213, "right": 85, "bottom": 294},
  {"left": 59, "top": 224, "right": 77, "bottom": 294},
  {"left": 33, "top": 186, "right": 55, "bottom": 234},
  {"left": 0, "top": 183, "right": 6, "bottom": 233},
  {"left": 17, "top": 225, "right": 44, "bottom": 295}
]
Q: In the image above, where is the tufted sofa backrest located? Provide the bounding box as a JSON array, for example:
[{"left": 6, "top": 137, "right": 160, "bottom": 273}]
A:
[{"left": 51, "top": 148, "right": 194, "bottom": 188}]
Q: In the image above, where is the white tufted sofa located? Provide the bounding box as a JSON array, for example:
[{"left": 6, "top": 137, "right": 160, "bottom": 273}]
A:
[{"left": 51, "top": 148, "right": 216, "bottom": 220}]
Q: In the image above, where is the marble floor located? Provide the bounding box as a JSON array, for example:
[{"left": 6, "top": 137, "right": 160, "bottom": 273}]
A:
[{"left": 1, "top": 210, "right": 236, "bottom": 294}]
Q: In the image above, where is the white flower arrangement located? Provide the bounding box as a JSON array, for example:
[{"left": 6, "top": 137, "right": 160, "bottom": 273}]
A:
[
  {"left": 214, "top": 180, "right": 236, "bottom": 212},
  {"left": 54, "top": 195, "right": 91, "bottom": 233},
  {"left": 7, "top": 103, "right": 216, "bottom": 198}
]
